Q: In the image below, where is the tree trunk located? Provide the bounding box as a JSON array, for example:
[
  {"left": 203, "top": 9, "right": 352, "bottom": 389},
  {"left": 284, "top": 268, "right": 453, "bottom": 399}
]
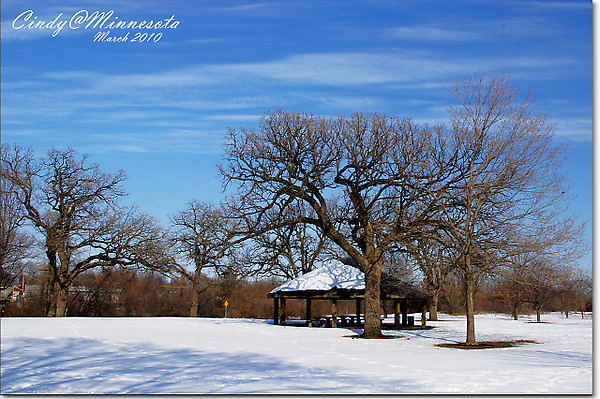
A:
[
  {"left": 536, "top": 308, "right": 541, "bottom": 322},
  {"left": 363, "top": 263, "right": 382, "bottom": 338},
  {"left": 47, "top": 280, "right": 68, "bottom": 317},
  {"left": 512, "top": 304, "right": 519, "bottom": 320},
  {"left": 46, "top": 249, "right": 70, "bottom": 317},
  {"left": 190, "top": 281, "right": 200, "bottom": 317},
  {"left": 190, "top": 265, "right": 204, "bottom": 317},
  {"left": 46, "top": 279, "right": 57, "bottom": 316},
  {"left": 56, "top": 286, "right": 68, "bottom": 317},
  {"left": 429, "top": 292, "right": 439, "bottom": 321},
  {"left": 464, "top": 274, "right": 476, "bottom": 345}
]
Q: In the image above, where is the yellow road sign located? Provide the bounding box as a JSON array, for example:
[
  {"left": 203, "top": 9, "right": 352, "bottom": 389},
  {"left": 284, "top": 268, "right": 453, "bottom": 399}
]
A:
[{"left": 224, "top": 301, "right": 229, "bottom": 307}]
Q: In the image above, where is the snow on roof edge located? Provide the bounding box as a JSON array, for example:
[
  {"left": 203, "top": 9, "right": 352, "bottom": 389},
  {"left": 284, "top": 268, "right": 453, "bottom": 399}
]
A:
[{"left": 270, "top": 260, "right": 365, "bottom": 293}]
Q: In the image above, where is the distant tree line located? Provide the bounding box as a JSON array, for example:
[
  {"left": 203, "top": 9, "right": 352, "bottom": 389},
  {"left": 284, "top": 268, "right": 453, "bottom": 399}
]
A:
[
  {"left": 2, "top": 265, "right": 590, "bottom": 320},
  {"left": 1, "top": 73, "right": 590, "bottom": 344}
]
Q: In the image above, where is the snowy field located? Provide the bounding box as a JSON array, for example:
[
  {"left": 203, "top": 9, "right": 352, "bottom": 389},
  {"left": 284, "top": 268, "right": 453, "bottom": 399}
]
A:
[{"left": 0, "top": 312, "right": 592, "bottom": 395}]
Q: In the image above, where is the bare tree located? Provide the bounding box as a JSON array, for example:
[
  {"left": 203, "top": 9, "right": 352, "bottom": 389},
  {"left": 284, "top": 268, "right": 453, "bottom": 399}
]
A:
[
  {"left": 0, "top": 176, "right": 36, "bottom": 288},
  {"left": 407, "top": 233, "right": 456, "bottom": 321},
  {"left": 169, "top": 200, "right": 242, "bottom": 317},
  {"left": 381, "top": 250, "right": 414, "bottom": 283},
  {"left": 245, "top": 202, "right": 339, "bottom": 279},
  {"left": 494, "top": 261, "right": 532, "bottom": 320},
  {"left": 439, "top": 73, "right": 584, "bottom": 344},
  {"left": 522, "top": 258, "right": 573, "bottom": 322},
  {"left": 1, "top": 145, "right": 172, "bottom": 316},
  {"left": 571, "top": 269, "right": 592, "bottom": 318},
  {"left": 220, "top": 111, "right": 447, "bottom": 337},
  {"left": 555, "top": 266, "right": 591, "bottom": 319}
]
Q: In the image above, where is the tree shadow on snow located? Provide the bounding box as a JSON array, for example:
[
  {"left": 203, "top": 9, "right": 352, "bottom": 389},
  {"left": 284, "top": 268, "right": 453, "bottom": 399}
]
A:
[
  {"left": 1, "top": 336, "right": 418, "bottom": 394},
  {"left": 436, "top": 340, "right": 539, "bottom": 349}
]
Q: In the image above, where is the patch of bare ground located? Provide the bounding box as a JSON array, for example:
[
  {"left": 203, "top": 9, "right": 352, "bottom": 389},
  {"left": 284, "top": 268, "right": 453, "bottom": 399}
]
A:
[
  {"left": 436, "top": 340, "right": 539, "bottom": 349},
  {"left": 344, "top": 334, "right": 404, "bottom": 339},
  {"left": 382, "top": 325, "right": 434, "bottom": 330}
]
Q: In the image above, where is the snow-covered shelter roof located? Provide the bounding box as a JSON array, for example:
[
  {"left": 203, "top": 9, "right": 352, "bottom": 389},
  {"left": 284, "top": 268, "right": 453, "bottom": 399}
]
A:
[
  {"left": 270, "top": 261, "right": 364, "bottom": 293},
  {"left": 268, "top": 260, "right": 431, "bottom": 300}
]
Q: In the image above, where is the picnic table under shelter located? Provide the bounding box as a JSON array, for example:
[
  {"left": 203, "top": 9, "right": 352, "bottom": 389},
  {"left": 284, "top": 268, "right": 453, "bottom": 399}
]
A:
[{"left": 268, "top": 260, "right": 432, "bottom": 329}]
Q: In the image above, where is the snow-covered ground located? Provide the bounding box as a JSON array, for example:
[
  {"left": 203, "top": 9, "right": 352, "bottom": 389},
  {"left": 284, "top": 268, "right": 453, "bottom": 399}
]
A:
[{"left": 0, "top": 312, "right": 592, "bottom": 394}]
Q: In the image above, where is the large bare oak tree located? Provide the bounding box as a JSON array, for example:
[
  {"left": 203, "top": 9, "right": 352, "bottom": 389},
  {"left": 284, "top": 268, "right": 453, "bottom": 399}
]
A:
[
  {"left": 1, "top": 145, "right": 171, "bottom": 316},
  {"left": 220, "top": 111, "right": 447, "bottom": 337}
]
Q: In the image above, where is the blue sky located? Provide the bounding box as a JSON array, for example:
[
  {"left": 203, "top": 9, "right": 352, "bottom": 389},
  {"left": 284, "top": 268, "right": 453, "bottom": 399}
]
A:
[{"left": 1, "top": 0, "right": 592, "bottom": 268}]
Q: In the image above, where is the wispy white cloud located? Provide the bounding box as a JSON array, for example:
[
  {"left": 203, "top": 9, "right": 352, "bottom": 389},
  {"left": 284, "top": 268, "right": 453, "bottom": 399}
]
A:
[
  {"left": 107, "top": 144, "right": 150, "bottom": 153},
  {"left": 109, "top": 52, "right": 575, "bottom": 90},
  {"left": 203, "top": 114, "right": 262, "bottom": 122},
  {"left": 209, "top": 3, "right": 272, "bottom": 13},
  {"left": 386, "top": 12, "right": 570, "bottom": 46},
  {"left": 553, "top": 116, "right": 592, "bottom": 141},
  {"left": 28, "top": 50, "right": 577, "bottom": 96},
  {"left": 489, "top": 16, "right": 560, "bottom": 38},
  {"left": 183, "top": 38, "right": 226, "bottom": 45},
  {"left": 88, "top": 129, "right": 224, "bottom": 154},
  {"left": 528, "top": 1, "right": 590, "bottom": 9},
  {"left": 3, "top": 52, "right": 580, "bottom": 120},
  {"left": 388, "top": 26, "right": 481, "bottom": 41},
  {"left": 2, "top": 47, "right": 589, "bottom": 155}
]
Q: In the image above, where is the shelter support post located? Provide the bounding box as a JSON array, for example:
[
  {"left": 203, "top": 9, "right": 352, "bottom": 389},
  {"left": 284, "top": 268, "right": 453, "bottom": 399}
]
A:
[
  {"left": 305, "top": 297, "right": 312, "bottom": 326},
  {"left": 279, "top": 298, "right": 287, "bottom": 326},
  {"left": 401, "top": 298, "right": 408, "bottom": 327},
  {"left": 394, "top": 299, "right": 400, "bottom": 329},
  {"left": 273, "top": 298, "right": 279, "bottom": 325},
  {"left": 332, "top": 299, "right": 338, "bottom": 328},
  {"left": 356, "top": 299, "right": 361, "bottom": 325}
]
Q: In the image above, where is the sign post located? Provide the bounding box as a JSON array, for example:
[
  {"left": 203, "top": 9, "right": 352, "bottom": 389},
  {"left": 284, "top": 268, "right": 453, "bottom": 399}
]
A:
[{"left": 224, "top": 300, "right": 229, "bottom": 318}]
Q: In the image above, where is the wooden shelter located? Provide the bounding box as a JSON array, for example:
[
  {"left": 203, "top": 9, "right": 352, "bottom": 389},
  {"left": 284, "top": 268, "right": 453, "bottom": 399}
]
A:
[{"left": 268, "top": 260, "right": 432, "bottom": 329}]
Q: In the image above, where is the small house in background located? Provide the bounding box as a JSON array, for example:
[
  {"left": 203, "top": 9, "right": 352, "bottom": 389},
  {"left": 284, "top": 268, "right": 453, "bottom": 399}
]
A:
[
  {"left": 268, "top": 260, "right": 432, "bottom": 329},
  {"left": 1, "top": 287, "right": 24, "bottom": 302}
]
